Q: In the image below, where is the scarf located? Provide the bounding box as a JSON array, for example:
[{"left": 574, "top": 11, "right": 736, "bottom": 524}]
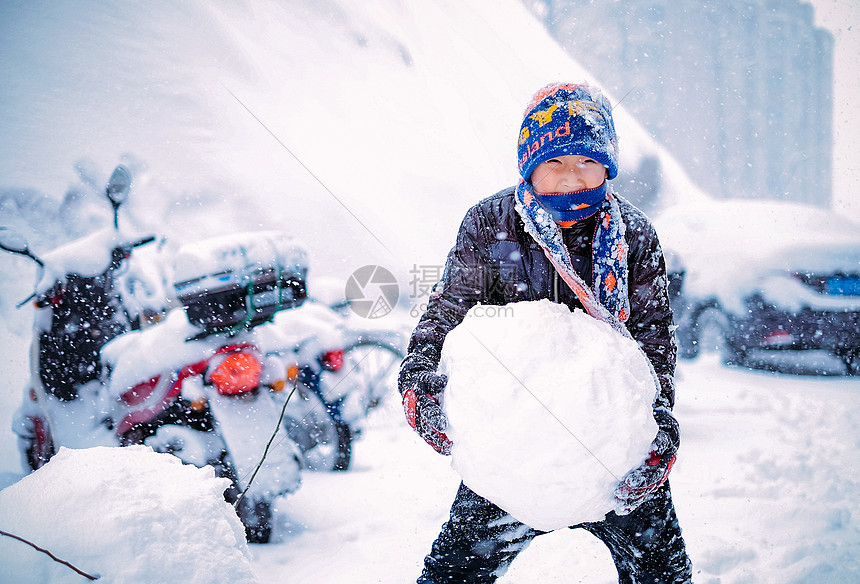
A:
[
  {"left": 514, "top": 180, "right": 631, "bottom": 338},
  {"left": 515, "top": 180, "right": 664, "bottom": 410},
  {"left": 533, "top": 182, "right": 607, "bottom": 225}
]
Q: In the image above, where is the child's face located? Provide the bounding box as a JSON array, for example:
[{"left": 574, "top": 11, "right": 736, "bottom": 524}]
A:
[{"left": 530, "top": 155, "right": 607, "bottom": 193}]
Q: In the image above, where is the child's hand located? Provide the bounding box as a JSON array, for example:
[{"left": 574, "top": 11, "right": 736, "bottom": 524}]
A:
[
  {"left": 401, "top": 374, "right": 452, "bottom": 455},
  {"left": 399, "top": 356, "right": 452, "bottom": 455},
  {"left": 613, "top": 409, "right": 680, "bottom": 515},
  {"left": 613, "top": 448, "right": 676, "bottom": 516}
]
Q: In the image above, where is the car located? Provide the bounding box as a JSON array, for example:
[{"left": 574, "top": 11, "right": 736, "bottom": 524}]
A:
[{"left": 654, "top": 199, "right": 860, "bottom": 374}]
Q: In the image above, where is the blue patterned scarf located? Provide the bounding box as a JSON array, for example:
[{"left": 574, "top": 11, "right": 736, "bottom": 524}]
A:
[
  {"left": 514, "top": 180, "right": 631, "bottom": 338},
  {"left": 515, "top": 179, "right": 664, "bottom": 408}
]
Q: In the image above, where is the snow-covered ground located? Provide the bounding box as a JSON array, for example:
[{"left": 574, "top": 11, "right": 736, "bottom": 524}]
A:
[
  {"left": 1, "top": 355, "right": 858, "bottom": 583},
  {"left": 251, "top": 357, "right": 860, "bottom": 584}
]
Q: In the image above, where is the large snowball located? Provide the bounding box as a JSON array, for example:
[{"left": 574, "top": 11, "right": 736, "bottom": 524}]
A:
[
  {"left": 441, "top": 299, "right": 658, "bottom": 530},
  {"left": 0, "top": 446, "right": 257, "bottom": 584}
]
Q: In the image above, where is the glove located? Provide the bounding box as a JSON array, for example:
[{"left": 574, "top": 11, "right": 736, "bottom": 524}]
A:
[
  {"left": 399, "top": 357, "right": 452, "bottom": 455},
  {"left": 614, "top": 409, "right": 679, "bottom": 515}
]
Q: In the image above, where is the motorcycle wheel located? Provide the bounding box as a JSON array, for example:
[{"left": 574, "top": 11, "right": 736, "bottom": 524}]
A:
[
  {"left": 332, "top": 422, "right": 351, "bottom": 471},
  {"left": 142, "top": 420, "right": 276, "bottom": 543},
  {"left": 236, "top": 498, "right": 272, "bottom": 544},
  {"left": 283, "top": 390, "right": 352, "bottom": 472},
  {"left": 207, "top": 442, "right": 275, "bottom": 544}
]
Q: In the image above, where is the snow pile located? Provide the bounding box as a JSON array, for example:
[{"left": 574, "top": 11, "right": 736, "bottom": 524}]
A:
[
  {"left": 441, "top": 300, "right": 657, "bottom": 530},
  {"left": 0, "top": 446, "right": 257, "bottom": 584}
]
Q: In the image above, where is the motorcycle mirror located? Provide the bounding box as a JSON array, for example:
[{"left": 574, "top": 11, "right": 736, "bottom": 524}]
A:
[
  {"left": 106, "top": 164, "right": 132, "bottom": 229},
  {"left": 0, "top": 228, "right": 29, "bottom": 254},
  {"left": 106, "top": 164, "right": 132, "bottom": 207},
  {"left": 0, "top": 228, "right": 44, "bottom": 266}
]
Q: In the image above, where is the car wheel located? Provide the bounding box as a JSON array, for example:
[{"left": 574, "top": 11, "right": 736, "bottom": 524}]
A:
[
  {"left": 675, "top": 315, "right": 700, "bottom": 360},
  {"left": 695, "top": 306, "right": 744, "bottom": 366}
]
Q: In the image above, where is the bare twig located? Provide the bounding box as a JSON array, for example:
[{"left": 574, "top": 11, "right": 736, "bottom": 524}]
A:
[
  {"left": 0, "top": 529, "right": 99, "bottom": 580},
  {"left": 234, "top": 377, "right": 300, "bottom": 510}
]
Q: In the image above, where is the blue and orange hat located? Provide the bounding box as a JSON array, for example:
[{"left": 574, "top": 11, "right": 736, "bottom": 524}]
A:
[{"left": 517, "top": 83, "right": 619, "bottom": 183}]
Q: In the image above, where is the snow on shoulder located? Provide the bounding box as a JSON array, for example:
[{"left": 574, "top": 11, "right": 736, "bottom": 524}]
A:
[
  {"left": 441, "top": 300, "right": 658, "bottom": 531},
  {"left": 0, "top": 446, "right": 257, "bottom": 584}
]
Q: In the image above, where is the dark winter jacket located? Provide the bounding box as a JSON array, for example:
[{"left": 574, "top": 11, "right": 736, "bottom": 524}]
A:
[{"left": 404, "top": 186, "right": 677, "bottom": 410}]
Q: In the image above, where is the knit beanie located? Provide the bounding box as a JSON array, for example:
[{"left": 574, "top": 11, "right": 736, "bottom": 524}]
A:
[{"left": 517, "top": 83, "right": 619, "bottom": 183}]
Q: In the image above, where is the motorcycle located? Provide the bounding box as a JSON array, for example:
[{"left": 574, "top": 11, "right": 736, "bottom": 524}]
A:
[
  {"left": 3, "top": 165, "right": 354, "bottom": 542},
  {"left": 1, "top": 164, "right": 163, "bottom": 471},
  {"left": 100, "top": 231, "right": 353, "bottom": 542}
]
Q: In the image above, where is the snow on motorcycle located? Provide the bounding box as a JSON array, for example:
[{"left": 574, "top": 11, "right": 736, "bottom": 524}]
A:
[
  {"left": 100, "top": 231, "right": 352, "bottom": 542},
  {"left": 1, "top": 164, "right": 165, "bottom": 471}
]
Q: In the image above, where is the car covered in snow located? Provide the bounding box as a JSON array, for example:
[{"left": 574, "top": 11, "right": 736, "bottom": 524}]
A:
[{"left": 654, "top": 199, "right": 860, "bottom": 374}]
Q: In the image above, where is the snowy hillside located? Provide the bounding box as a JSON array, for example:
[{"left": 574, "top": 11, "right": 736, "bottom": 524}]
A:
[{"left": 0, "top": 0, "right": 707, "bottom": 285}]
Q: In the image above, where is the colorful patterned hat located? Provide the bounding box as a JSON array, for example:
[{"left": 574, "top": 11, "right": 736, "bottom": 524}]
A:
[{"left": 517, "top": 83, "right": 619, "bottom": 182}]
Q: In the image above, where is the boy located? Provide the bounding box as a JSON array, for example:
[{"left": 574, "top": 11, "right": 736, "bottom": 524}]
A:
[{"left": 398, "top": 83, "right": 693, "bottom": 583}]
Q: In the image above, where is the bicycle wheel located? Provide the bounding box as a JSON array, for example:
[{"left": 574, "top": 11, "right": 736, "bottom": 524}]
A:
[{"left": 338, "top": 340, "right": 404, "bottom": 418}]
